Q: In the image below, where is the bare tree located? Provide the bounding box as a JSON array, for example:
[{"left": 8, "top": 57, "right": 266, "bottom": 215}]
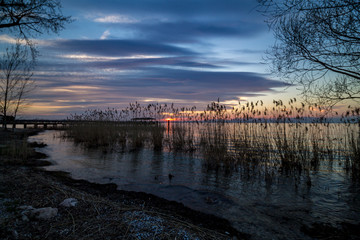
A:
[
  {"left": 0, "top": 0, "right": 71, "bottom": 56},
  {"left": 0, "top": 42, "right": 34, "bottom": 129},
  {"left": 258, "top": 0, "right": 360, "bottom": 105},
  {"left": 0, "top": 0, "right": 70, "bottom": 129}
]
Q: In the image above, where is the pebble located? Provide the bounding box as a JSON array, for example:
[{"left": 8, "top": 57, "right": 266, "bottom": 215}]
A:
[
  {"left": 22, "top": 215, "right": 29, "bottom": 222},
  {"left": 12, "top": 230, "right": 18, "bottom": 239},
  {"left": 59, "top": 198, "right": 78, "bottom": 207}
]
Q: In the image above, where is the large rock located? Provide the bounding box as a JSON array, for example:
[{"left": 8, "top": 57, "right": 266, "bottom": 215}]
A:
[
  {"left": 31, "top": 207, "right": 58, "bottom": 220},
  {"left": 19, "top": 206, "right": 58, "bottom": 220}
]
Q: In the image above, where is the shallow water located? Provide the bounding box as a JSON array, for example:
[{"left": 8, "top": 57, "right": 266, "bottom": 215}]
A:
[{"left": 29, "top": 129, "right": 360, "bottom": 239}]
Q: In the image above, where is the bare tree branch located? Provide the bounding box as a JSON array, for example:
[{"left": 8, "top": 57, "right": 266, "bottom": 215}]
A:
[
  {"left": 0, "top": 0, "right": 72, "bottom": 57},
  {"left": 258, "top": 0, "right": 360, "bottom": 105}
]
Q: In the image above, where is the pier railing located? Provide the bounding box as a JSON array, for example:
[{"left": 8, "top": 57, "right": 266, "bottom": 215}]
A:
[
  {"left": 4, "top": 119, "right": 74, "bottom": 129},
  {"left": 3, "top": 119, "right": 160, "bottom": 129}
]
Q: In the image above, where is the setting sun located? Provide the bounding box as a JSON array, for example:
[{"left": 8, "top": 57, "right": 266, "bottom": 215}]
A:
[{"left": 164, "top": 118, "right": 176, "bottom": 121}]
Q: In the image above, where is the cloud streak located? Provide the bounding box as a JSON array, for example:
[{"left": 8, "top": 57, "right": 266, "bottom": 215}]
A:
[
  {"left": 44, "top": 39, "right": 196, "bottom": 57},
  {"left": 62, "top": 0, "right": 259, "bottom": 18},
  {"left": 32, "top": 61, "right": 288, "bottom": 105},
  {"left": 115, "top": 20, "right": 266, "bottom": 43},
  {"left": 94, "top": 14, "right": 138, "bottom": 23}
]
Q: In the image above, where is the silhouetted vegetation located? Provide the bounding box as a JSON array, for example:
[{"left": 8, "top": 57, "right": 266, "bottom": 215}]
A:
[
  {"left": 64, "top": 99, "right": 360, "bottom": 185},
  {"left": 0, "top": 0, "right": 72, "bottom": 55},
  {"left": 258, "top": 0, "right": 360, "bottom": 105}
]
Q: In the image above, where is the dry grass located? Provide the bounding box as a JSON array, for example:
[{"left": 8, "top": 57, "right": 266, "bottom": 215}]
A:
[
  {"left": 0, "top": 166, "right": 234, "bottom": 240},
  {"left": 0, "top": 129, "right": 45, "bottom": 164}
]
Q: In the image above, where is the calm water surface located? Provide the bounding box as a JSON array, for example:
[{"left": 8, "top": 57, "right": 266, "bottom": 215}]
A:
[{"left": 29, "top": 129, "right": 360, "bottom": 239}]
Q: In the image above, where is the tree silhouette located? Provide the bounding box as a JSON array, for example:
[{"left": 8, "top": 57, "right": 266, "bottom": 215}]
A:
[
  {"left": 259, "top": 0, "right": 360, "bottom": 105},
  {"left": 0, "top": 0, "right": 71, "bottom": 128},
  {"left": 0, "top": 42, "right": 34, "bottom": 129},
  {"left": 0, "top": 0, "right": 71, "bottom": 56}
]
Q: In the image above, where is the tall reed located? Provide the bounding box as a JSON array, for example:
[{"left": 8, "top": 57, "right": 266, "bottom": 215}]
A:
[{"left": 64, "top": 99, "right": 360, "bottom": 185}]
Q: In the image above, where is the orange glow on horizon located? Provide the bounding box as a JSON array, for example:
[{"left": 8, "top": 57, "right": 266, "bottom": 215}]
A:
[{"left": 164, "top": 118, "right": 176, "bottom": 121}]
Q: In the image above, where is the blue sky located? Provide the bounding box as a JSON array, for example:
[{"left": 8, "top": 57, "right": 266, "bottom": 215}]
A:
[{"left": 1, "top": 0, "right": 298, "bottom": 118}]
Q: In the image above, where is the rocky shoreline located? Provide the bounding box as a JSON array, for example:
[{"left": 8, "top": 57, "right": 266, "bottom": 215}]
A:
[{"left": 0, "top": 129, "right": 245, "bottom": 239}]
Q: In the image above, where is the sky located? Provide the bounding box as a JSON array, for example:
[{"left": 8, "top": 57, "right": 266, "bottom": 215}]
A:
[{"left": 1, "top": 0, "right": 301, "bottom": 119}]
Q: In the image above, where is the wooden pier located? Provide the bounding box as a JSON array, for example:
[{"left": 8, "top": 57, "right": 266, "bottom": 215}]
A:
[
  {"left": 3, "top": 119, "right": 160, "bottom": 130},
  {"left": 6, "top": 120, "right": 73, "bottom": 129}
]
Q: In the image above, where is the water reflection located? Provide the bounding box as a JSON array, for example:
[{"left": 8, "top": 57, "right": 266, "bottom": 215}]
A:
[{"left": 29, "top": 130, "right": 360, "bottom": 239}]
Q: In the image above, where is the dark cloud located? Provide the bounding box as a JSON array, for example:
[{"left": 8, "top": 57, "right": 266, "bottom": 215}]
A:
[
  {"left": 211, "top": 59, "right": 260, "bottom": 66},
  {"left": 36, "top": 57, "right": 221, "bottom": 73},
  {"left": 60, "top": 0, "right": 266, "bottom": 44},
  {"left": 37, "top": 54, "right": 261, "bottom": 73},
  {"left": 236, "top": 49, "right": 266, "bottom": 54},
  {"left": 62, "top": 0, "right": 259, "bottom": 18},
  {"left": 32, "top": 66, "right": 288, "bottom": 104},
  {"left": 87, "top": 57, "right": 220, "bottom": 69},
  {"left": 45, "top": 39, "right": 196, "bottom": 57},
  {"left": 118, "top": 20, "right": 266, "bottom": 43},
  {"left": 128, "top": 68, "right": 288, "bottom": 91}
]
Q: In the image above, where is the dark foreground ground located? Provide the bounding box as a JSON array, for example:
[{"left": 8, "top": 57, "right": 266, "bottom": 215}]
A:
[
  {"left": 1, "top": 129, "right": 359, "bottom": 240},
  {"left": 0, "top": 129, "right": 244, "bottom": 240}
]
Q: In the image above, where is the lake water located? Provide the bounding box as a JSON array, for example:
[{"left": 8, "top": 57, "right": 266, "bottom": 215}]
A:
[{"left": 29, "top": 127, "right": 360, "bottom": 239}]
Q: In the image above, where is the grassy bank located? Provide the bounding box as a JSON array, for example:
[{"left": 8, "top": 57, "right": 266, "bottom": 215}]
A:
[{"left": 0, "top": 129, "right": 48, "bottom": 165}]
